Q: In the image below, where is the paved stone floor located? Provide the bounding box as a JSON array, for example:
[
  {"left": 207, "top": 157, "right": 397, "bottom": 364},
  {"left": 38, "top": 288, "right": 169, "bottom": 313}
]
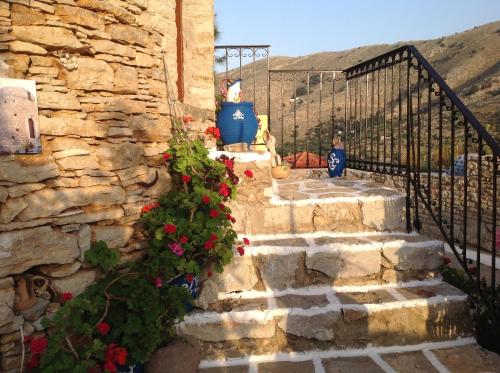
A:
[
  {"left": 274, "top": 178, "right": 402, "bottom": 202},
  {"left": 198, "top": 343, "right": 500, "bottom": 372}
]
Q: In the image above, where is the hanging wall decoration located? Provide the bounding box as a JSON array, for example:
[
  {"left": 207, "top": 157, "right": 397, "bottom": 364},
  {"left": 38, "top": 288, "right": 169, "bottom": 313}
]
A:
[{"left": 0, "top": 78, "right": 42, "bottom": 154}]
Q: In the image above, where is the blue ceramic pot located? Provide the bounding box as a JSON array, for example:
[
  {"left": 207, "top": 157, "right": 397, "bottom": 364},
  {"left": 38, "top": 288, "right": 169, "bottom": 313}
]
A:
[
  {"left": 169, "top": 275, "right": 199, "bottom": 312},
  {"left": 327, "top": 148, "right": 346, "bottom": 177},
  {"left": 217, "top": 102, "right": 258, "bottom": 145}
]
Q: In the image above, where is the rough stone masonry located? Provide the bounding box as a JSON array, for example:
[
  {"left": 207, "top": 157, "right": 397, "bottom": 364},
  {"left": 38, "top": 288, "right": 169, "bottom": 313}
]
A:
[{"left": 0, "top": 1, "right": 215, "bottom": 370}]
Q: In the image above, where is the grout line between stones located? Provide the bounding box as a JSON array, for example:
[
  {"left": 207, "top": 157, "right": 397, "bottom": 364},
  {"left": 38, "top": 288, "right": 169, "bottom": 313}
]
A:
[
  {"left": 370, "top": 353, "right": 398, "bottom": 373},
  {"left": 422, "top": 349, "right": 452, "bottom": 373},
  {"left": 386, "top": 287, "right": 408, "bottom": 302},
  {"left": 312, "top": 357, "right": 325, "bottom": 373},
  {"left": 248, "top": 361, "right": 258, "bottom": 373}
]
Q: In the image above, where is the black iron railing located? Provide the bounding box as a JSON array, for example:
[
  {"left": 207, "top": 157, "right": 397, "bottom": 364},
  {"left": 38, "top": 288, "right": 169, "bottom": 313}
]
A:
[
  {"left": 217, "top": 44, "right": 499, "bottom": 315},
  {"left": 268, "top": 70, "right": 345, "bottom": 167},
  {"left": 214, "top": 45, "right": 270, "bottom": 116},
  {"left": 343, "top": 45, "right": 499, "bottom": 314}
]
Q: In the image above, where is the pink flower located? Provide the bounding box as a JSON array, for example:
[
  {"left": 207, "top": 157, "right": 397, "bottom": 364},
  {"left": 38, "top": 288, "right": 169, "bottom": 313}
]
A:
[
  {"left": 169, "top": 242, "right": 184, "bottom": 256},
  {"left": 154, "top": 277, "right": 163, "bottom": 288},
  {"left": 182, "top": 114, "right": 193, "bottom": 124},
  {"left": 181, "top": 175, "right": 191, "bottom": 183},
  {"left": 244, "top": 169, "right": 254, "bottom": 178}
]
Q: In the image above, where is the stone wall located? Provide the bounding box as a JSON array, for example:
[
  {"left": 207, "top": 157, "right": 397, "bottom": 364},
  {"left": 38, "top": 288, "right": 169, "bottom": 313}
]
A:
[{"left": 0, "top": 1, "right": 214, "bottom": 370}]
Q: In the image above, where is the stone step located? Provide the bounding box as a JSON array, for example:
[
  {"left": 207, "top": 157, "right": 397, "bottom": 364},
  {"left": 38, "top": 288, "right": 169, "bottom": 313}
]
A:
[
  {"left": 209, "top": 232, "right": 445, "bottom": 293},
  {"left": 179, "top": 280, "right": 472, "bottom": 360},
  {"left": 234, "top": 178, "right": 407, "bottom": 235},
  {"left": 197, "top": 339, "right": 500, "bottom": 373}
]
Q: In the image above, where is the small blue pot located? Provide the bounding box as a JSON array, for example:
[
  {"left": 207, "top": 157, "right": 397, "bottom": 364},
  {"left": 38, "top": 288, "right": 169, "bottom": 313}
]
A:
[
  {"left": 169, "top": 275, "right": 199, "bottom": 312},
  {"left": 217, "top": 102, "right": 258, "bottom": 145},
  {"left": 327, "top": 148, "right": 346, "bottom": 177}
]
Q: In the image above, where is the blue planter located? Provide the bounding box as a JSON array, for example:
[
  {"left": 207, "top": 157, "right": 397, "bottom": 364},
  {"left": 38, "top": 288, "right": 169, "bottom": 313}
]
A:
[
  {"left": 169, "top": 275, "right": 199, "bottom": 312},
  {"left": 327, "top": 148, "right": 346, "bottom": 177},
  {"left": 217, "top": 102, "right": 258, "bottom": 145}
]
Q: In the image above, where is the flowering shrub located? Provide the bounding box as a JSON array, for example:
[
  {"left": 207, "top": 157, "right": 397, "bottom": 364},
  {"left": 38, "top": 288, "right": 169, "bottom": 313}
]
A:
[{"left": 34, "top": 120, "right": 251, "bottom": 371}]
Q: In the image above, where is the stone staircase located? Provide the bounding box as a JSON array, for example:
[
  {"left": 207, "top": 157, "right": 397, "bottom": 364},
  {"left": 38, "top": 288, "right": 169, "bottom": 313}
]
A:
[{"left": 179, "top": 163, "right": 497, "bottom": 372}]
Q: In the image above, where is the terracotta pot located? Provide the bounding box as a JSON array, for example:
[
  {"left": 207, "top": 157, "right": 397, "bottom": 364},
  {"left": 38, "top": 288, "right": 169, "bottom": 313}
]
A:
[{"left": 272, "top": 165, "right": 291, "bottom": 179}]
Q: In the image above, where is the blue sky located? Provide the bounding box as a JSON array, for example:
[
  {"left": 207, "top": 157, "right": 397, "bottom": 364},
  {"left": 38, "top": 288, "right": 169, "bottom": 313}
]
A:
[{"left": 215, "top": 0, "right": 500, "bottom": 56}]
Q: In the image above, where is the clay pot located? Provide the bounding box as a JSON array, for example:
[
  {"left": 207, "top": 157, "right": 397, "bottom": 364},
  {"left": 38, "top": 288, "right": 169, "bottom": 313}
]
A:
[
  {"left": 272, "top": 164, "right": 291, "bottom": 179},
  {"left": 14, "top": 276, "right": 37, "bottom": 311}
]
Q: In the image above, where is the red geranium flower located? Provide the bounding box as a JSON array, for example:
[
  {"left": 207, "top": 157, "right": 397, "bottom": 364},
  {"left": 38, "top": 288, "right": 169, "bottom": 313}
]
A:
[
  {"left": 61, "top": 292, "right": 73, "bottom": 303},
  {"left": 202, "top": 195, "right": 211, "bottom": 205},
  {"left": 30, "top": 337, "right": 48, "bottom": 354},
  {"left": 185, "top": 274, "right": 194, "bottom": 282},
  {"left": 103, "top": 361, "right": 117, "bottom": 373},
  {"left": 180, "top": 235, "right": 189, "bottom": 244},
  {"left": 243, "top": 237, "right": 250, "bottom": 245},
  {"left": 105, "top": 343, "right": 128, "bottom": 365},
  {"left": 141, "top": 202, "right": 159, "bottom": 214},
  {"left": 182, "top": 114, "right": 193, "bottom": 124},
  {"left": 26, "top": 354, "right": 41, "bottom": 370},
  {"left": 23, "top": 335, "right": 33, "bottom": 345},
  {"left": 219, "top": 182, "right": 230, "bottom": 197},
  {"left": 97, "top": 322, "right": 110, "bottom": 336},
  {"left": 237, "top": 246, "right": 245, "bottom": 256},
  {"left": 244, "top": 169, "right": 254, "bottom": 178},
  {"left": 205, "top": 126, "right": 221, "bottom": 139},
  {"left": 209, "top": 209, "right": 219, "bottom": 218},
  {"left": 218, "top": 203, "right": 226, "bottom": 211},
  {"left": 209, "top": 233, "right": 218, "bottom": 242},
  {"left": 224, "top": 158, "right": 234, "bottom": 170},
  {"left": 442, "top": 256, "right": 451, "bottom": 266},
  {"left": 204, "top": 240, "right": 215, "bottom": 250},
  {"left": 163, "top": 224, "right": 177, "bottom": 234},
  {"left": 181, "top": 175, "right": 191, "bottom": 183},
  {"left": 163, "top": 153, "right": 172, "bottom": 161}
]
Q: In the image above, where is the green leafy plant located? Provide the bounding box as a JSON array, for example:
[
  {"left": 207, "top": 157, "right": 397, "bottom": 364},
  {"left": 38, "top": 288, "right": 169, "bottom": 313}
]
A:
[
  {"left": 441, "top": 259, "right": 500, "bottom": 353},
  {"left": 84, "top": 241, "right": 120, "bottom": 272},
  {"left": 32, "top": 119, "right": 251, "bottom": 372}
]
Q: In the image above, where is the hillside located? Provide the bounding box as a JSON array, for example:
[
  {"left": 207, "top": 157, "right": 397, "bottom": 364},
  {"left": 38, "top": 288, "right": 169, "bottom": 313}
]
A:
[{"left": 216, "top": 21, "right": 500, "bottom": 149}]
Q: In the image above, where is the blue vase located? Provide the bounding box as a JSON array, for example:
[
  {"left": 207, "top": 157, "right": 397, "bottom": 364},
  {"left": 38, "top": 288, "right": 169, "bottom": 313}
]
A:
[
  {"left": 217, "top": 102, "right": 258, "bottom": 145},
  {"left": 327, "top": 148, "right": 346, "bottom": 177}
]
